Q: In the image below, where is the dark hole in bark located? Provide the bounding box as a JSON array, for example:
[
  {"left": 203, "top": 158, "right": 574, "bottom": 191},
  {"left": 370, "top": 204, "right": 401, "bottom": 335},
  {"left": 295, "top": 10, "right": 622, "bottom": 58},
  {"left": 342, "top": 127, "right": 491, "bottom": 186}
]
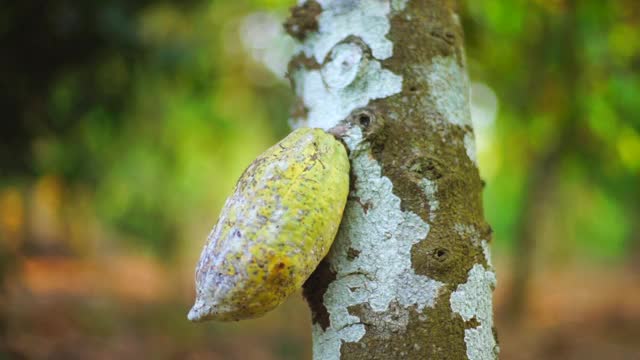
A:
[
  {"left": 434, "top": 248, "right": 448, "bottom": 261},
  {"left": 358, "top": 114, "right": 371, "bottom": 127},
  {"left": 277, "top": 262, "right": 286, "bottom": 269},
  {"left": 445, "top": 32, "right": 456, "bottom": 42},
  {"left": 409, "top": 86, "right": 417, "bottom": 92}
]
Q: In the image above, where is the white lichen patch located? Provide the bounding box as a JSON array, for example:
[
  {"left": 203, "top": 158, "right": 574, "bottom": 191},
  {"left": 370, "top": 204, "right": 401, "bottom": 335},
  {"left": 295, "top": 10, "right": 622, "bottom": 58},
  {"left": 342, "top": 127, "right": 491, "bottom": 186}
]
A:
[
  {"left": 291, "top": 45, "right": 402, "bottom": 129},
  {"left": 302, "top": 0, "right": 395, "bottom": 62},
  {"left": 455, "top": 223, "right": 494, "bottom": 269},
  {"left": 481, "top": 240, "right": 493, "bottom": 269},
  {"left": 312, "top": 322, "right": 366, "bottom": 360},
  {"left": 454, "top": 223, "right": 479, "bottom": 246},
  {"left": 450, "top": 264, "right": 498, "bottom": 360},
  {"left": 391, "top": 0, "right": 409, "bottom": 12},
  {"left": 312, "top": 127, "right": 444, "bottom": 359},
  {"left": 451, "top": 12, "right": 462, "bottom": 26},
  {"left": 464, "top": 132, "right": 477, "bottom": 165},
  {"left": 289, "top": 0, "right": 404, "bottom": 130},
  {"left": 321, "top": 42, "right": 364, "bottom": 89},
  {"left": 415, "top": 56, "right": 471, "bottom": 128},
  {"left": 420, "top": 178, "right": 439, "bottom": 222}
]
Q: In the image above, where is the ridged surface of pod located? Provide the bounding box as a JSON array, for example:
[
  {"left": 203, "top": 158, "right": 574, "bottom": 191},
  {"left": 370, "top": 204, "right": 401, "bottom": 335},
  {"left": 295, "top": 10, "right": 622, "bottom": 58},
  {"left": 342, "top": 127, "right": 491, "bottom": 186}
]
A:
[{"left": 188, "top": 128, "right": 349, "bottom": 321}]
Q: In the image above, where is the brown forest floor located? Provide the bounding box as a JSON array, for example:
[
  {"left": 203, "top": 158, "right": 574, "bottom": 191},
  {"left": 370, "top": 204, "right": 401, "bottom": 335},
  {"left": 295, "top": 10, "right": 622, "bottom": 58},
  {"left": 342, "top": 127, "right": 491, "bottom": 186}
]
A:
[{"left": 2, "top": 256, "right": 639, "bottom": 360}]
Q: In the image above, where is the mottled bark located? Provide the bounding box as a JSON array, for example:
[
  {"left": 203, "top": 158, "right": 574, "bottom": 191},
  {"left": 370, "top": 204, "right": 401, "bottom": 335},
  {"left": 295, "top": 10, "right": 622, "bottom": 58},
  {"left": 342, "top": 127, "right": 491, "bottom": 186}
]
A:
[{"left": 285, "top": 1, "right": 497, "bottom": 359}]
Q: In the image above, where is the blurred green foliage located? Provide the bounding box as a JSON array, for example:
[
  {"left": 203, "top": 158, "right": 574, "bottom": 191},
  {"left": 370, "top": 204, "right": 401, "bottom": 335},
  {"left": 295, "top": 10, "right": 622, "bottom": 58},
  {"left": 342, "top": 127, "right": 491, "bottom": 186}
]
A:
[
  {"left": 1, "top": 0, "right": 639, "bottom": 262},
  {"left": 463, "top": 0, "right": 640, "bottom": 262}
]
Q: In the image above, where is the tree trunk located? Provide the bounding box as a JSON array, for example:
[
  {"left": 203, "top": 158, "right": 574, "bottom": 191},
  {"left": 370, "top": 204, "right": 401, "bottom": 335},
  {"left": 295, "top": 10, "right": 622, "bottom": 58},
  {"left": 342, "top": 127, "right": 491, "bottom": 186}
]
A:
[{"left": 285, "top": 1, "right": 497, "bottom": 359}]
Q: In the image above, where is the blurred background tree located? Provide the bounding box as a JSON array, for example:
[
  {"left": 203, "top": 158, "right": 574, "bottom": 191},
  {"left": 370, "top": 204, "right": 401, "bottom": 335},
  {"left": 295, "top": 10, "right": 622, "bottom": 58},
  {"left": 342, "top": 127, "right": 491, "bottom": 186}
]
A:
[{"left": 1, "top": 0, "right": 639, "bottom": 359}]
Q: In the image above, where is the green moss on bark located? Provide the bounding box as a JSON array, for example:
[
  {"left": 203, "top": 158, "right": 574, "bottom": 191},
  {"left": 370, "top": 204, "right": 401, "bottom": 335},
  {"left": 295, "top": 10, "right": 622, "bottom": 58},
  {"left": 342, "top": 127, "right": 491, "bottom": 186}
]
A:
[{"left": 341, "top": 293, "right": 468, "bottom": 360}]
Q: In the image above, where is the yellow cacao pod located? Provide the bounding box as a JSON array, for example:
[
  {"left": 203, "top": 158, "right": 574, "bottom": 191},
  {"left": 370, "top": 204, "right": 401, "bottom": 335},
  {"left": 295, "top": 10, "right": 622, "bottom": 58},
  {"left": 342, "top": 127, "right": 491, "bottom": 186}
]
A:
[{"left": 188, "top": 127, "right": 349, "bottom": 322}]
